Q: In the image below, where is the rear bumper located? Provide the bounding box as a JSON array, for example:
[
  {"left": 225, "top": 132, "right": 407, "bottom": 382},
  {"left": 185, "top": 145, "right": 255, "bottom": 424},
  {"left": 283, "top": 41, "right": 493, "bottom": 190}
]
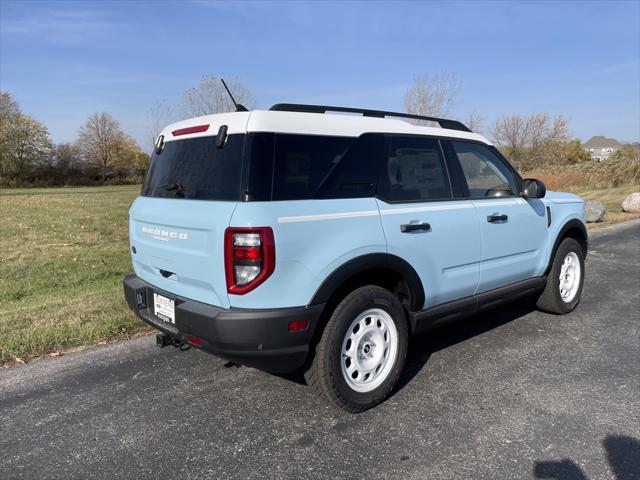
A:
[{"left": 123, "top": 273, "right": 324, "bottom": 373}]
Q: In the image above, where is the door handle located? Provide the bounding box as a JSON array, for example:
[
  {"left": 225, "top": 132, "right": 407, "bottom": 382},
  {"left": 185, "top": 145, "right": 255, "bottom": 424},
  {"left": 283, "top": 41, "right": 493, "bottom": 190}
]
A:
[
  {"left": 159, "top": 269, "right": 176, "bottom": 278},
  {"left": 400, "top": 222, "right": 431, "bottom": 233},
  {"left": 486, "top": 214, "right": 508, "bottom": 223}
]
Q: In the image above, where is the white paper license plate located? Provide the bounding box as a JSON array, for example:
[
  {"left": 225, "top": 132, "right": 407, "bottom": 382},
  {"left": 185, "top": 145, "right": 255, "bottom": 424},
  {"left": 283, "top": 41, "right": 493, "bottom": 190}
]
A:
[{"left": 153, "top": 293, "right": 175, "bottom": 324}]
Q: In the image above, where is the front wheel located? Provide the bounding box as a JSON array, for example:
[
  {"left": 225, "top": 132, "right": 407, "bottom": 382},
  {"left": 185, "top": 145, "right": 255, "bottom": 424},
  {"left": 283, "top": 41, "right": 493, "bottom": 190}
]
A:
[
  {"left": 536, "top": 237, "right": 585, "bottom": 314},
  {"left": 305, "top": 285, "right": 409, "bottom": 413}
]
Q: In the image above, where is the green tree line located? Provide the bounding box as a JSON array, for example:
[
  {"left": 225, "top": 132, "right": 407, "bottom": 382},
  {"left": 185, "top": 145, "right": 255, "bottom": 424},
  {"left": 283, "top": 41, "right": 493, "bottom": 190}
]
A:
[
  {"left": 2, "top": 72, "right": 637, "bottom": 187},
  {"left": 0, "top": 92, "right": 148, "bottom": 187}
]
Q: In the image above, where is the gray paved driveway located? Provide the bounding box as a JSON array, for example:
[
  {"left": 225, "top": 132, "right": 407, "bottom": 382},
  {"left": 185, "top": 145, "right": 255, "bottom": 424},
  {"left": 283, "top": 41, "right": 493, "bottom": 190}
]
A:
[{"left": 1, "top": 221, "right": 639, "bottom": 479}]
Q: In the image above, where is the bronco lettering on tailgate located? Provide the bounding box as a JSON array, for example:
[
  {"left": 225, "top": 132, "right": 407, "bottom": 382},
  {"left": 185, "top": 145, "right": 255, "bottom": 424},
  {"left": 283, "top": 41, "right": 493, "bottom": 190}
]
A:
[{"left": 141, "top": 226, "right": 188, "bottom": 241}]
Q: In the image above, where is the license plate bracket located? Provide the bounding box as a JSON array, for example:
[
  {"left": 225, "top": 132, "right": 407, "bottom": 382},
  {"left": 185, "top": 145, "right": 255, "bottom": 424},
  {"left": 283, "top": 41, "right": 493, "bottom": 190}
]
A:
[{"left": 153, "top": 293, "right": 175, "bottom": 324}]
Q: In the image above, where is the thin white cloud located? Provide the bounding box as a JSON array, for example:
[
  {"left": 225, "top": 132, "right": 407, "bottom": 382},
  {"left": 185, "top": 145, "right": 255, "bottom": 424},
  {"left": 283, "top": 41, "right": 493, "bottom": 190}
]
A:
[
  {"left": 189, "top": 0, "right": 257, "bottom": 13},
  {"left": 190, "top": 0, "right": 513, "bottom": 35},
  {"left": 592, "top": 60, "right": 640, "bottom": 77},
  {"left": 1, "top": 8, "right": 125, "bottom": 44}
]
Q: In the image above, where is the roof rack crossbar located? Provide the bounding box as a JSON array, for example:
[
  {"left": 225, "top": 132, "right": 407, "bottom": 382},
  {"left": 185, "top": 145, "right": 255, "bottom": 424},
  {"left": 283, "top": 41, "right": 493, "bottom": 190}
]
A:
[{"left": 269, "top": 103, "right": 472, "bottom": 132}]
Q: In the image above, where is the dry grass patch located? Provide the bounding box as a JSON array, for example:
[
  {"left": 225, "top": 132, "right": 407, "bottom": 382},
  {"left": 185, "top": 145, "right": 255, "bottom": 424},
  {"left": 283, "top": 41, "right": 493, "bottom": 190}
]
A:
[
  {"left": 524, "top": 166, "right": 640, "bottom": 228},
  {"left": 574, "top": 185, "right": 640, "bottom": 228}
]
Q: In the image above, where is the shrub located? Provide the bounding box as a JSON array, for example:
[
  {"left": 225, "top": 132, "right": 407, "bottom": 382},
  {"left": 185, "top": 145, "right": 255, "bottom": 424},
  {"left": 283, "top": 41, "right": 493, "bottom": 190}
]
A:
[{"left": 525, "top": 159, "right": 640, "bottom": 190}]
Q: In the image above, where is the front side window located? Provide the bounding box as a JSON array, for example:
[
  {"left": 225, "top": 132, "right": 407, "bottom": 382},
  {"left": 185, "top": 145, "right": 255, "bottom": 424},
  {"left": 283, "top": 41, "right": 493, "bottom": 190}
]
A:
[
  {"left": 378, "top": 136, "right": 452, "bottom": 202},
  {"left": 449, "top": 141, "right": 517, "bottom": 198}
]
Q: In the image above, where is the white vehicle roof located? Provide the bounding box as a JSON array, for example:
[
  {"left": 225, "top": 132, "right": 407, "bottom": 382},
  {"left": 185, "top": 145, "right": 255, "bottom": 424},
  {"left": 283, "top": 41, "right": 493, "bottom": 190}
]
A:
[{"left": 160, "top": 109, "right": 492, "bottom": 145}]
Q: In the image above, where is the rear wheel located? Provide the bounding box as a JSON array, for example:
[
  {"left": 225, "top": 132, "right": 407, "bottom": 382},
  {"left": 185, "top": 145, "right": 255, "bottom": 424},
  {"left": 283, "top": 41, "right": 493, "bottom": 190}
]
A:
[
  {"left": 305, "top": 285, "right": 409, "bottom": 413},
  {"left": 536, "top": 238, "right": 585, "bottom": 314}
]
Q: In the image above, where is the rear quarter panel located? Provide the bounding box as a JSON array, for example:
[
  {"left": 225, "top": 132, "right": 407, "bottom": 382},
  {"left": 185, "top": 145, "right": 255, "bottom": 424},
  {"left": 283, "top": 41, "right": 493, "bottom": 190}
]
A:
[{"left": 228, "top": 198, "right": 386, "bottom": 308}]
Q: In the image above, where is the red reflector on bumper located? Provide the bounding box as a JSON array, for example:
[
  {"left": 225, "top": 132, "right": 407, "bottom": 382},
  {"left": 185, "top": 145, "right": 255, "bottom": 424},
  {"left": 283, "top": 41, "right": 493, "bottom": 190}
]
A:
[
  {"left": 187, "top": 335, "right": 203, "bottom": 347},
  {"left": 288, "top": 320, "right": 309, "bottom": 332}
]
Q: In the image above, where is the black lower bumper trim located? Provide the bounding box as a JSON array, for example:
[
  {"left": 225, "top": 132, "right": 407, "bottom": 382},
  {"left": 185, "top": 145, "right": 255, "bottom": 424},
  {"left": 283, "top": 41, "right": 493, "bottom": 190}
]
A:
[{"left": 123, "top": 273, "right": 324, "bottom": 373}]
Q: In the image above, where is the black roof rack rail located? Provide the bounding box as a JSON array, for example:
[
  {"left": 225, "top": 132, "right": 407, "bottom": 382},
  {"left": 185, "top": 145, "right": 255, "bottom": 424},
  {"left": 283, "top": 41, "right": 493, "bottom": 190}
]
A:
[{"left": 269, "top": 103, "right": 472, "bottom": 132}]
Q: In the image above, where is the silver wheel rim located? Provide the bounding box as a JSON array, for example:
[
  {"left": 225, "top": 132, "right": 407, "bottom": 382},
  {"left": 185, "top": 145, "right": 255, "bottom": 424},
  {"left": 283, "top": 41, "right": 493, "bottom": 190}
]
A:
[
  {"left": 559, "top": 251, "right": 581, "bottom": 303},
  {"left": 340, "top": 308, "right": 398, "bottom": 393}
]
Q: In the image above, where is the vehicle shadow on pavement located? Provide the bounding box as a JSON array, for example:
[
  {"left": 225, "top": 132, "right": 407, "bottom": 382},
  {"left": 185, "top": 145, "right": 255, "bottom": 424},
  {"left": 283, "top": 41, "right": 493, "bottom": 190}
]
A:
[
  {"left": 394, "top": 299, "right": 537, "bottom": 394},
  {"left": 533, "top": 435, "right": 640, "bottom": 480},
  {"left": 278, "top": 299, "right": 538, "bottom": 388},
  {"left": 278, "top": 298, "right": 536, "bottom": 388}
]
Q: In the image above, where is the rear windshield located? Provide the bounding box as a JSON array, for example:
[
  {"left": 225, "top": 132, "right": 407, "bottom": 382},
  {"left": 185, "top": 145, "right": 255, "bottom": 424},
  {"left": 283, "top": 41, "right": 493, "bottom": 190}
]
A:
[{"left": 142, "top": 134, "right": 244, "bottom": 201}]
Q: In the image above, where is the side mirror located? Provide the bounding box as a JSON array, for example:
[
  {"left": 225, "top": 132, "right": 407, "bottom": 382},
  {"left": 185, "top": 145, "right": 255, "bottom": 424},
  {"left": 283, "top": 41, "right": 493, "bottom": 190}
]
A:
[{"left": 522, "top": 178, "right": 546, "bottom": 199}]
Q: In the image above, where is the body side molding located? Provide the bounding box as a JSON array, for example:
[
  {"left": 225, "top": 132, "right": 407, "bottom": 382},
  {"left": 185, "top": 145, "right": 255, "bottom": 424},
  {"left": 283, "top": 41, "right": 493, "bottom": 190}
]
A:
[{"left": 412, "top": 276, "right": 547, "bottom": 335}]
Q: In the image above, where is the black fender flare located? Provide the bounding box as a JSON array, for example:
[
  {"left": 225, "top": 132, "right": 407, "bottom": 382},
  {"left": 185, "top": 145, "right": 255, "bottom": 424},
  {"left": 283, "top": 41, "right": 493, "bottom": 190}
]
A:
[
  {"left": 546, "top": 218, "right": 588, "bottom": 274},
  {"left": 309, "top": 253, "right": 425, "bottom": 311}
]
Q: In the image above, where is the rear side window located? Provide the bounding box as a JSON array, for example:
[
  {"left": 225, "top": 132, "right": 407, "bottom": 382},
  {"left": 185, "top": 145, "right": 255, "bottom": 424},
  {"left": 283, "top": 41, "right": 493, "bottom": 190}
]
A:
[
  {"left": 378, "top": 136, "right": 452, "bottom": 202},
  {"left": 244, "top": 133, "right": 275, "bottom": 202},
  {"left": 244, "top": 133, "right": 379, "bottom": 201},
  {"left": 316, "top": 133, "right": 381, "bottom": 199},
  {"left": 142, "top": 135, "right": 244, "bottom": 201},
  {"left": 272, "top": 134, "right": 355, "bottom": 200}
]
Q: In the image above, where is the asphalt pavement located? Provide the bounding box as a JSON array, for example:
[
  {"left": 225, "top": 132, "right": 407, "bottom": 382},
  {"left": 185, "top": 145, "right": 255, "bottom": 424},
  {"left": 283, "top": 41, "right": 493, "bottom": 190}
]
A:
[{"left": 1, "top": 221, "right": 639, "bottom": 480}]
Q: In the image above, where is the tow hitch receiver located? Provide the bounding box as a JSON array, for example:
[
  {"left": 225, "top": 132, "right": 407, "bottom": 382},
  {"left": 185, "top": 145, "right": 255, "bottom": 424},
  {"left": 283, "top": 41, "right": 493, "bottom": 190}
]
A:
[{"left": 156, "top": 333, "right": 189, "bottom": 350}]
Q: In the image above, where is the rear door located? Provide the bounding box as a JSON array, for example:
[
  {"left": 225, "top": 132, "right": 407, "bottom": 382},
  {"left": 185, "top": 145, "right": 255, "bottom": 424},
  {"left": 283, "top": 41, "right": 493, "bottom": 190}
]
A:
[
  {"left": 443, "top": 140, "right": 547, "bottom": 292},
  {"left": 129, "top": 131, "right": 246, "bottom": 308},
  {"left": 376, "top": 135, "right": 481, "bottom": 310}
]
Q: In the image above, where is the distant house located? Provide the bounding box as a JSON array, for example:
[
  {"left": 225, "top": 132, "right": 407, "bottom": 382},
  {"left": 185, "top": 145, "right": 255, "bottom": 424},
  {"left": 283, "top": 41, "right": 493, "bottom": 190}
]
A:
[{"left": 584, "top": 136, "right": 621, "bottom": 161}]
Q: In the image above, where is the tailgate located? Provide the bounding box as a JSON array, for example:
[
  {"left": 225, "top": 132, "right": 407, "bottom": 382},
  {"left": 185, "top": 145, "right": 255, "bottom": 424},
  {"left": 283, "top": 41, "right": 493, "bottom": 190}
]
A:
[{"left": 129, "top": 197, "right": 237, "bottom": 308}]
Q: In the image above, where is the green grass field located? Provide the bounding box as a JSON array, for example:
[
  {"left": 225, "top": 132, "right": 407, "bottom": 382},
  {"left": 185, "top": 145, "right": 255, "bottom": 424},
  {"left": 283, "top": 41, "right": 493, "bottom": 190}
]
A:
[
  {"left": 0, "top": 184, "right": 638, "bottom": 366},
  {"left": 0, "top": 185, "right": 149, "bottom": 365}
]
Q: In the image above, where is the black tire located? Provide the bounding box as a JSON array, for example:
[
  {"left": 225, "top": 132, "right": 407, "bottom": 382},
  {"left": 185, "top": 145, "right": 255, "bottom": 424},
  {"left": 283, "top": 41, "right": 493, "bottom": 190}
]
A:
[
  {"left": 304, "top": 285, "right": 409, "bottom": 413},
  {"left": 536, "top": 237, "right": 585, "bottom": 314}
]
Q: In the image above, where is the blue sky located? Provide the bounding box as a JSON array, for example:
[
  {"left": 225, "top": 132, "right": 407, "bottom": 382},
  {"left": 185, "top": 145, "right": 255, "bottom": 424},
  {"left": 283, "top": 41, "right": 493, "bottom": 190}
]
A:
[{"left": 1, "top": 0, "right": 639, "bottom": 148}]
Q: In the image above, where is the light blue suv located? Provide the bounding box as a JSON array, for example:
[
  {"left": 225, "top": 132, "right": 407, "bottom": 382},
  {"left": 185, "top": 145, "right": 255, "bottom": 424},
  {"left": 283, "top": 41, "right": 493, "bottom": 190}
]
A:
[{"left": 123, "top": 103, "right": 587, "bottom": 412}]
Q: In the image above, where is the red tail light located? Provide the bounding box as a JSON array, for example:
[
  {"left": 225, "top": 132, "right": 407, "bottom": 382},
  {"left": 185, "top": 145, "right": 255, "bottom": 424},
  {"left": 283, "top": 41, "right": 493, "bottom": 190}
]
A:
[{"left": 224, "top": 227, "right": 275, "bottom": 295}]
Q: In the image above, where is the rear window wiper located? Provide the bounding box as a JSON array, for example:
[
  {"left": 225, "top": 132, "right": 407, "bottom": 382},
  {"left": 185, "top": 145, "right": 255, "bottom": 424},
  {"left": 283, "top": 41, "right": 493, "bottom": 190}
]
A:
[{"left": 159, "top": 183, "right": 186, "bottom": 197}]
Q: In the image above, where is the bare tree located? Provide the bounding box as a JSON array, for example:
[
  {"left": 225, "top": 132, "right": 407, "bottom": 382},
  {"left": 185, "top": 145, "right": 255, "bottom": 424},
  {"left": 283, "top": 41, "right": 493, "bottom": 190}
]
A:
[
  {"left": 526, "top": 113, "right": 568, "bottom": 149},
  {"left": 491, "top": 114, "right": 530, "bottom": 164},
  {"left": 404, "top": 72, "right": 460, "bottom": 124},
  {"left": 146, "top": 99, "right": 175, "bottom": 152},
  {"left": 181, "top": 75, "right": 255, "bottom": 117},
  {"left": 465, "top": 111, "right": 484, "bottom": 134},
  {"left": 549, "top": 114, "right": 569, "bottom": 142},
  {"left": 491, "top": 113, "right": 570, "bottom": 169},
  {"left": 53, "top": 142, "right": 81, "bottom": 171},
  {"left": 76, "top": 112, "right": 126, "bottom": 176}
]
